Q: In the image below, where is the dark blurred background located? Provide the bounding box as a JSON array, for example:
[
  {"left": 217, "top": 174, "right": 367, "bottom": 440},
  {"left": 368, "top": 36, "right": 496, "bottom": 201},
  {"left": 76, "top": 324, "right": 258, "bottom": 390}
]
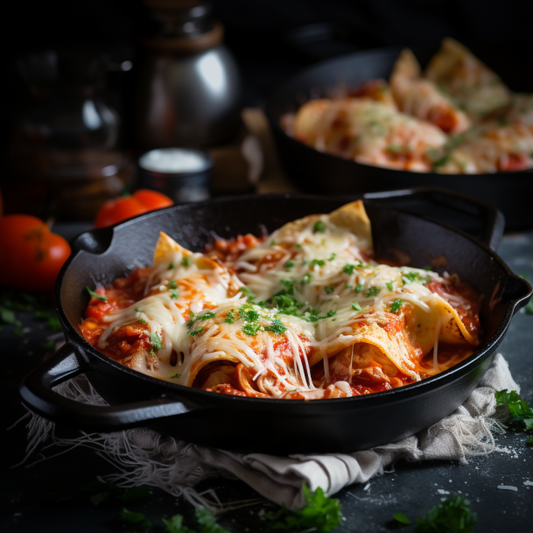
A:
[{"left": 3, "top": 0, "right": 532, "bottom": 219}]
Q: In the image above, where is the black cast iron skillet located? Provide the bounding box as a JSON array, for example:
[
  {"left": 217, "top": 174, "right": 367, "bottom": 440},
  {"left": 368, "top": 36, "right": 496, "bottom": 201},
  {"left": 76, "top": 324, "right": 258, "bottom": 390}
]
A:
[
  {"left": 265, "top": 43, "right": 533, "bottom": 230},
  {"left": 20, "top": 188, "right": 531, "bottom": 454}
]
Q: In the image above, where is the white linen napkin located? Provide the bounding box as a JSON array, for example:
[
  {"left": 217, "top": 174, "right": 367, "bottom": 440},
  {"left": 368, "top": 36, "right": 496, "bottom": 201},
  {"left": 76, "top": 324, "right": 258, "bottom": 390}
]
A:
[{"left": 21, "top": 353, "right": 517, "bottom": 510}]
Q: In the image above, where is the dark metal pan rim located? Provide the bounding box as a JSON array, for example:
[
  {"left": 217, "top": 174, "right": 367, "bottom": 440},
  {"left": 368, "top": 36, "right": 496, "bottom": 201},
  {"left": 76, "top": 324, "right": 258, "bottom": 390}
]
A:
[{"left": 59, "top": 192, "right": 527, "bottom": 407}]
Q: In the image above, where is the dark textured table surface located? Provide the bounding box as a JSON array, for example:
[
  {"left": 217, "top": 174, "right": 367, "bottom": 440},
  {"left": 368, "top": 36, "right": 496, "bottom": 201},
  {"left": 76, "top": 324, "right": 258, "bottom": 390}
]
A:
[{"left": 2, "top": 216, "right": 533, "bottom": 533}]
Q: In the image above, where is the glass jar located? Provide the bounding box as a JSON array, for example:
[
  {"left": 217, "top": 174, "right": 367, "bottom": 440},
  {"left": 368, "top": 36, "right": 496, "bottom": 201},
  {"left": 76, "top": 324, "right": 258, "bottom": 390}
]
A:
[{"left": 7, "top": 50, "right": 132, "bottom": 220}]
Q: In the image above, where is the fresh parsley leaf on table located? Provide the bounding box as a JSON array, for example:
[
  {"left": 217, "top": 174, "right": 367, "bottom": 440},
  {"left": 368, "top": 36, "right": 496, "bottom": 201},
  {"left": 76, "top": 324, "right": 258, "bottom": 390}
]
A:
[
  {"left": 394, "top": 495, "right": 477, "bottom": 532},
  {"left": 264, "top": 484, "right": 342, "bottom": 532},
  {"left": 495, "top": 389, "right": 533, "bottom": 432},
  {"left": 162, "top": 507, "right": 230, "bottom": 533}
]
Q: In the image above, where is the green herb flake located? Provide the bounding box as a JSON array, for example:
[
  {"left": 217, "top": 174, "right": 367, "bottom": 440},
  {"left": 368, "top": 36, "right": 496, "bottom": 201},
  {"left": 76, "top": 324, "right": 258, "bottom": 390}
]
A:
[
  {"left": 225, "top": 309, "right": 236, "bottom": 324},
  {"left": 188, "top": 327, "right": 204, "bottom": 336},
  {"left": 168, "top": 280, "right": 178, "bottom": 290},
  {"left": 239, "top": 305, "right": 260, "bottom": 323},
  {"left": 285, "top": 260, "right": 294, "bottom": 268},
  {"left": 354, "top": 283, "right": 364, "bottom": 293},
  {"left": 402, "top": 271, "right": 420, "bottom": 285},
  {"left": 239, "top": 286, "right": 256, "bottom": 302},
  {"left": 242, "top": 323, "right": 261, "bottom": 336},
  {"left": 264, "top": 319, "right": 288, "bottom": 335},
  {"left": 150, "top": 331, "right": 163, "bottom": 351},
  {"left": 295, "top": 243, "right": 303, "bottom": 250},
  {"left": 391, "top": 299, "right": 404, "bottom": 313},
  {"left": 301, "top": 273, "right": 313, "bottom": 285},
  {"left": 386, "top": 281, "right": 394, "bottom": 291},
  {"left": 328, "top": 253, "right": 336, "bottom": 261},
  {"left": 352, "top": 302, "right": 362, "bottom": 312},
  {"left": 343, "top": 264, "right": 355, "bottom": 275},
  {"left": 264, "top": 484, "right": 342, "bottom": 533},
  {"left": 310, "top": 259, "right": 325, "bottom": 268},
  {"left": 313, "top": 220, "right": 327, "bottom": 233},
  {"left": 366, "top": 287, "right": 380, "bottom": 298},
  {"left": 345, "top": 284, "right": 353, "bottom": 289},
  {"left": 325, "top": 286, "right": 335, "bottom": 294},
  {"left": 181, "top": 257, "right": 190, "bottom": 266},
  {"left": 199, "top": 311, "right": 216, "bottom": 321},
  {"left": 86, "top": 286, "right": 107, "bottom": 302},
  {"left": 168, "top": 262, "right": 174, "bottom": 270},
  {"left": 170, "top": 290, "right": 179, "bottom": 299},
  {"left": 169, "top": 373, "right": 181, "bottom": 379}
]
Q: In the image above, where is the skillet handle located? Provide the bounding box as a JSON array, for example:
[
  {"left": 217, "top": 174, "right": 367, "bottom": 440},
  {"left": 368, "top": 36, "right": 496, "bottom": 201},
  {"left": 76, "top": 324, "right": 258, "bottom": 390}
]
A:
[
  {"left": 363, "top": 186, "right": 505, "bottom": 251},
  {"left": 19, "top": 343, "right": 199, "bottom": 431}
]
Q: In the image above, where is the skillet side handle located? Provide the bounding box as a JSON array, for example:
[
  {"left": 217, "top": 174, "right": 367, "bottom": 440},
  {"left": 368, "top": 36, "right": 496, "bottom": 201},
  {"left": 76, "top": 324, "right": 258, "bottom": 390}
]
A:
[
  {"left": 363, "top": 186, "right": 505, "bottom": 252},
  {"left": 19, "top": 343, "right": 199, "bottom": 432}
]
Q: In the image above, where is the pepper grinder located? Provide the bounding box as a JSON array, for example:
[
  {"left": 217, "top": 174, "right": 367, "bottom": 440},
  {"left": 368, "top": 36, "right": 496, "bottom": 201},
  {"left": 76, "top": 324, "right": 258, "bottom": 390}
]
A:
[{"left": 134, "top": 0, "right": 242, "bottom": 150}]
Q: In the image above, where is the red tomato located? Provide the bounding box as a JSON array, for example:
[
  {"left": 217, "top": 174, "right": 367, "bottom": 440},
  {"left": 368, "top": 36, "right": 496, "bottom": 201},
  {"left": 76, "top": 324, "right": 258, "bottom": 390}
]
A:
[
  {"left": 0, "top": 215, "right": 71, "bottom": 293},
  {"left": 94, "top": 189, "right": 173, "bottom": 228}
]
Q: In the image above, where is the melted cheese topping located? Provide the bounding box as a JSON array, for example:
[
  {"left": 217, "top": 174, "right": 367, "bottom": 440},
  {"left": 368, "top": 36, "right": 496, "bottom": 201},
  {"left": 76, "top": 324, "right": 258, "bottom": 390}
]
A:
[{"left": 83, "top": 205, "right": 480, "bottom": 400}]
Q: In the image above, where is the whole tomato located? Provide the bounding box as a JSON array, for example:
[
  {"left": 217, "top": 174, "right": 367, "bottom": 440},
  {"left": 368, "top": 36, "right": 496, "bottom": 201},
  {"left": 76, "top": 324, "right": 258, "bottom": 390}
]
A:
[
  {"left": 94, "top": 189, "right": 173, "bottom": 228},
  {"left": 0, "top": 215, "right": 71, "bottom": 293}
]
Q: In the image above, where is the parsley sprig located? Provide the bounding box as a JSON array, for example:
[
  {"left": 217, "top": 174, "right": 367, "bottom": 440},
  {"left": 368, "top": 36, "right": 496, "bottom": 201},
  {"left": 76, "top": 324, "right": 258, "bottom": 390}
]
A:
[
  {"left": 495, "top": 389, "right": 533, "bottom": 434},
  {"left": 264, "top": 484, "right": 342, "bottom": 532},
  {"left": 394, "top": 494, "right": 477, "bottom": 533}
]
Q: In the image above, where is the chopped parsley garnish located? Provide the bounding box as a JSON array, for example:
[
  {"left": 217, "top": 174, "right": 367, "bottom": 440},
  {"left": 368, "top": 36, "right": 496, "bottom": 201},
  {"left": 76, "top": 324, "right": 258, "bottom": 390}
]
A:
[
  {"left": 295, "top": 243, "right": 303, "bottom": 250},
  {"left": 386, "top": 281, "right": 394, "bottom": 291},
  {"left": 169, "top": 373, "right": 181, "bottom": 379},
  {"left": 345, "top": 284, "right": 353, "bottom": 289},
  {"left": 139, "top": 317, "right": 147, "bottom": 325},
  {"left": 325, "top": 286, "right": 335, "bottom": 294},
  {"left": 188, "top": 327, "right": 203, "bottom": 336},
  {"left": 343, "top": 264, "right": 355, "bottom": 275},
  {"left": 309, "top": 259, "right": 325, "bottom": 268},
  {"left": 150, "top": 331, "right": 163, "bottom": 351},
  {"left": 366, "top": 286, "right": 380, "bottom": 298},
  {"left": 168, "top": 280, "right": 178, "bottom": 290},
  {"left": 390, "top": 299, "right": 404, "bottom": 313},
  {"left": 495, "top": 389, "right": 533, "bottom": 433},
  {"left": 354, "top": 283, "right": 364, "bottom": 293},
  {"left": 264, "top": 319, "right": 287, "bottom": 335},
  {"left": 328, "top": 253, "right": 336, "bottom": 261},
  {"left": 285, "top": 260, "right": 294, "bottom": 268},
  {"left": 301, "top": 273, "right": 313, "bottom": 284},
  {"left": 242, "top": 323, "right": 261, "bottom": 336},
  {"left": 186, "top": 310, "right": 196, "bottom": 327},
  {"left": 170, "top": 290, "right": 179, "bottom": 299},
  {"left": 199, "top": 311, "right": 216, "bottom": 321},
  {"left": 86, "top": 286, "right": 107, "bottom": 302},
  {"left": 168, "top": 262, "right": 174, "bottom": 270},
  {"left": 239, "top": 305, "right": 260, "bottom": 323},
  {"left": 264, "top": 484, "right": 342, "bottom": 533},
  {"left": 225, "top": 309, "right": 236, "bottom": 324},
  {"left": 402, "top": 271, "right": 420, "bottom": 285},
  {"left": 270, "top": 240, "right": 276, "bottom": 246},
  {"left": 181, "top": 257, "right": 190, "bottom": 266},
  {"left": 239, "top": 286, "right": 256, "bottom": 302},
  {"left": 134, "top": 307, "right": 141, "bottom": 312},
  {"left": 280, "top": 279, "right": 295, "bottom": 294},
  {"left": 313, "top": 220, "right": 327, "bottom": 233},
  {"left": 352, "top": 302, "right": 362, "bottom": 312}
]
